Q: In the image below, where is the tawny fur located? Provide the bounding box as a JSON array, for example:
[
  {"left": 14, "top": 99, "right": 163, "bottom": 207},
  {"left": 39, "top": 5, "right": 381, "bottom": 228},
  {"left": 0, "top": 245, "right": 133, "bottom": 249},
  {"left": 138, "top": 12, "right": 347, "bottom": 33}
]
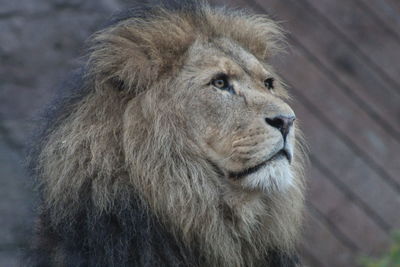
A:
[{"left": 33, "top": 1, "right": 306, "bottom": 266}]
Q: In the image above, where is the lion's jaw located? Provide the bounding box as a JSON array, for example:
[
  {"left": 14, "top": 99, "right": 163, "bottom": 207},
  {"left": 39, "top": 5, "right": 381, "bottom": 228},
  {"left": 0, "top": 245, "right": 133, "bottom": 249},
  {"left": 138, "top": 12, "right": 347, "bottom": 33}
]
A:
[
  {"left": 239, "top": 158, "right": 294, "bottom": 192},
  {"left": 203, "top": 126, "right": 296, "bottom": 193}
]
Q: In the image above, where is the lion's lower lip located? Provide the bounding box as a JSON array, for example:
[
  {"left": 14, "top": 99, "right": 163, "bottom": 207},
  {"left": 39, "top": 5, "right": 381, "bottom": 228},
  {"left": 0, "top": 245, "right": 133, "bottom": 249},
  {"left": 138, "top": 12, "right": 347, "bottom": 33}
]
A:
[
  {"left": 282, "top": 149, "right": 292, "bottom": 163},
  {"left": 228, "top": 150, "right": 289, "bottom": 180}
]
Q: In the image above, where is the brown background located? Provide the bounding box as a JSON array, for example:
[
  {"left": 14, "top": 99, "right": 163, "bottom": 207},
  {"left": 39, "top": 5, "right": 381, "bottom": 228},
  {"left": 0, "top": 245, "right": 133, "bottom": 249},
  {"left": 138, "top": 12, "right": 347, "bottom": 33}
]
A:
[{"left": 1, "top": 0, "right": 399, "bottom": 266}]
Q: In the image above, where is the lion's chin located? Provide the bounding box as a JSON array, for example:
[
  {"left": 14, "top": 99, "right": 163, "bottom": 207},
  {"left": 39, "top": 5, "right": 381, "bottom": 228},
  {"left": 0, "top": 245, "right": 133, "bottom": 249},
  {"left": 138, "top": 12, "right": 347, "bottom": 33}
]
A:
[{"left": 239, "top": 159, "right": 294, "bottom": 193}]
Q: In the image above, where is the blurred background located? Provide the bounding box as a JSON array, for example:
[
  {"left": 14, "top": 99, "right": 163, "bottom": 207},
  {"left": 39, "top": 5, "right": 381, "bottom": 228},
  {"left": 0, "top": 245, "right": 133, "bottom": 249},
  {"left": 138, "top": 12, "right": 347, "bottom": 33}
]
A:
[{"left": 1, "top": 0, "right": 399, "bottom": 266}]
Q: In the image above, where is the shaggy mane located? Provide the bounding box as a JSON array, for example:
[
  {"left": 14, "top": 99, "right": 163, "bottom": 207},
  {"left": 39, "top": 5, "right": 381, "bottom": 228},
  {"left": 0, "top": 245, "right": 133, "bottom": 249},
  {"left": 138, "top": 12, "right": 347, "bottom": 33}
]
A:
[{"left": 30, "top": 1, "right": 305, "bottom": 266}]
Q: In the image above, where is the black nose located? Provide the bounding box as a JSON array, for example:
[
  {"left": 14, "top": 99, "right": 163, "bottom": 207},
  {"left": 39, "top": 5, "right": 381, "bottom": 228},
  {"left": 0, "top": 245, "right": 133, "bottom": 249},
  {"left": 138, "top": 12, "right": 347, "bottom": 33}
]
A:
[{"left": 265, "top": 115, "right": 296, "bottom": 140}]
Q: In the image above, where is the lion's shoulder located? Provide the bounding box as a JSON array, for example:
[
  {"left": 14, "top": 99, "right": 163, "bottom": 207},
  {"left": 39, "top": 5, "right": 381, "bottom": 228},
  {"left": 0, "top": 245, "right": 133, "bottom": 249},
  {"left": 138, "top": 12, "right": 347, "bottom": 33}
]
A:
[{"left": 29, "top": 191, "right": 197, "bottom": 266}]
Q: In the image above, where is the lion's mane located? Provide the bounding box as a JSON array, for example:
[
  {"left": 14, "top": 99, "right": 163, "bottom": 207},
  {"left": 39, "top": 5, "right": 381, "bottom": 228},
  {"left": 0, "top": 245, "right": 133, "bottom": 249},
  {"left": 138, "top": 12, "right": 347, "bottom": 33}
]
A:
[{"left": 29, "top": 1, "right": 305, "bottom": 266}]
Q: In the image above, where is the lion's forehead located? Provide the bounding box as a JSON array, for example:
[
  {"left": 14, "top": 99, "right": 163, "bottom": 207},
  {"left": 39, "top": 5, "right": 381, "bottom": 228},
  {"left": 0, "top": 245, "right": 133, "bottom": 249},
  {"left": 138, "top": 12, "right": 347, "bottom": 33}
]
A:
[{"left": 187, "top": 39, "right": 271, "bottom": 82}]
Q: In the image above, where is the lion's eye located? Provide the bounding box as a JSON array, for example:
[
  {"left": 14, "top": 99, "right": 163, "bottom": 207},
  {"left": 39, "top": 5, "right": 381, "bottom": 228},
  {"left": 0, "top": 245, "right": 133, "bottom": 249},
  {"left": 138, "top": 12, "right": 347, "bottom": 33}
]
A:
[
  {"left": 211, "top": 74, "right": 235, "bottom": 94},
  {"left": 264, "top": 78, "right": 274, "bottom": 90},
  {"left": 213, "top": 79, "right": 226, "bottom": 88},
  {"left": 212, "top": 77, "right": 229, "bottom": 90}
]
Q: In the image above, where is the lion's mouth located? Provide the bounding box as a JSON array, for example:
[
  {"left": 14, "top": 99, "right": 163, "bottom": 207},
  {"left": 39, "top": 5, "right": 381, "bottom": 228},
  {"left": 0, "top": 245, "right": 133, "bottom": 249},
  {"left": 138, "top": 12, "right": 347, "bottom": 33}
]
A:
[{"left": 228, "top": 149, "right": 291, "bottom": 180}]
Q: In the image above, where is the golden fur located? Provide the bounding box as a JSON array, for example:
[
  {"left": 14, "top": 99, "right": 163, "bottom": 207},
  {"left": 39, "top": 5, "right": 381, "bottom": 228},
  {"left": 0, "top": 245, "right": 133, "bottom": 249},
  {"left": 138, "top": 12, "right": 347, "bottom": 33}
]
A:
[{"left": 36, "top": 2, "right": 306, "bottom": 266}]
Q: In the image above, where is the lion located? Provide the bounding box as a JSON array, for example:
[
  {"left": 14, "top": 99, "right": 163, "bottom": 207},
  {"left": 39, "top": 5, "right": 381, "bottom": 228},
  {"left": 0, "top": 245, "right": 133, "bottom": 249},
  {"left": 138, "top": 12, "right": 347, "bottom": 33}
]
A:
[{"left": 28, "top": 1, "right": 306, "bottom": 266}]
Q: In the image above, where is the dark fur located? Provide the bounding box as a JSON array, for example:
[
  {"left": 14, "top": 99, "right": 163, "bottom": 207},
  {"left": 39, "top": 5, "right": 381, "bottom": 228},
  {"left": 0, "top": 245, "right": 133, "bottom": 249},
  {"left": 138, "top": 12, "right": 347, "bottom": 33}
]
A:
[
  {"left": 29, "top": 202, "right": 297, "bottom": 266},
  {"left": 29, "top": 184, "right": 196, "bottom": 266}
]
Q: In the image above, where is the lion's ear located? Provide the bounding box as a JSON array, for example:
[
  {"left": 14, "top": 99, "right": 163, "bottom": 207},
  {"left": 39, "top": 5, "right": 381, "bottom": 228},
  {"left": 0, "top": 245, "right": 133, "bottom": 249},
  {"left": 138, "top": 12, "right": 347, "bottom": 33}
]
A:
[
  {"left": 88, "top": 27, "right": 160, "bottom": 94},
  {"left": 87, "top": 18, "right": 194, "bottom": 95}
]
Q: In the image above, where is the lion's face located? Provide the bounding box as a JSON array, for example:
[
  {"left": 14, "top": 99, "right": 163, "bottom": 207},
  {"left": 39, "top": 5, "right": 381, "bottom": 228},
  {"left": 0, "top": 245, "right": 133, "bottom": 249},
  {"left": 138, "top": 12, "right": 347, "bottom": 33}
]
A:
[{"left": 169, "top": 39, "right": 297, "bottom": 192}]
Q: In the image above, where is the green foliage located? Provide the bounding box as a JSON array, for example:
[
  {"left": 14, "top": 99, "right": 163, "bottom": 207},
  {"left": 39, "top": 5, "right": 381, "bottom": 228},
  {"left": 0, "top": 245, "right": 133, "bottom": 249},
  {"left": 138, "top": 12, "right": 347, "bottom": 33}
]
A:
[{"left": 360, "top": 231, "right": 400, "bottom": 267}]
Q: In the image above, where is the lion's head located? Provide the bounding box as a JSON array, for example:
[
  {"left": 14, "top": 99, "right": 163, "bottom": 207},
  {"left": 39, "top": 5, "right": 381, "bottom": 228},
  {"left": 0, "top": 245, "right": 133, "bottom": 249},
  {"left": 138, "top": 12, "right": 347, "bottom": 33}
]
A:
[{"left": 35, "top": 1, "right": 306, "bottom": 266}]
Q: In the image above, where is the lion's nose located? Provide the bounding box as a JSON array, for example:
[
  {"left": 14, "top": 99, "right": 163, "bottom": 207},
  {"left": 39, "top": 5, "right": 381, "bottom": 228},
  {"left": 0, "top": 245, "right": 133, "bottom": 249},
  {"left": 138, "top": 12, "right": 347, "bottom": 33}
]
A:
[{"left": 265, "top": 115, "right": 296, "bottom": 141}]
